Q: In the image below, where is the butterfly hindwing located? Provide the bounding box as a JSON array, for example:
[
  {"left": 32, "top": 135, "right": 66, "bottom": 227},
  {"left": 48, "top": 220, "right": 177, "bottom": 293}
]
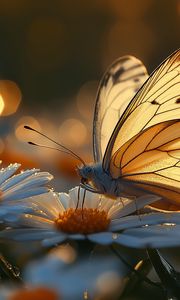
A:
[
  {"left": 110, "top": 119, "right": 180, "bottom": 203},
  {"left": 93, "top": 56, "right": 148, "bottom": 162}
]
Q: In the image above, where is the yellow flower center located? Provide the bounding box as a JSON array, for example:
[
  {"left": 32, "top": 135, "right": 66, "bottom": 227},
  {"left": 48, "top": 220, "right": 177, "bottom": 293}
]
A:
[
  {"left": 10, "top": 287, "right": 58, "bottom": 300},
  {"left": 55, "top": 208, "right": 110, "bottom": 234}
]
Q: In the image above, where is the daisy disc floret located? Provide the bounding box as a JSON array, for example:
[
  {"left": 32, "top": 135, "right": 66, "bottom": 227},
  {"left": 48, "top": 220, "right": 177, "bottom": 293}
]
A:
[{"left": 55, "top": 208, "right": 110, "bottom": 234}]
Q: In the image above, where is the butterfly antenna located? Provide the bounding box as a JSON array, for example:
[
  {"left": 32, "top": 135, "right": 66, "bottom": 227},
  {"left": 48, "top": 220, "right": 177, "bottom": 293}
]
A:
[
  {"left": 24, "top": 125, "right": 86, "bottom": 166},
  {"left": 27, "top": 141, "right": 78, "bottom": 157}
]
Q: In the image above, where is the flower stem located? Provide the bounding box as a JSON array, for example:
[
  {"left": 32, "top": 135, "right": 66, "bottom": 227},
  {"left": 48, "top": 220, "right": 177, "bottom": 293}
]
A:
[
  {"left": 110, "top": 245, "right": 161, "bottom": 288},
  {"left": 0, "top": 252, "right": 22, "bottom": 282},
  {"left": 147, "top": 249, "right": 180, "bottom": 300}
]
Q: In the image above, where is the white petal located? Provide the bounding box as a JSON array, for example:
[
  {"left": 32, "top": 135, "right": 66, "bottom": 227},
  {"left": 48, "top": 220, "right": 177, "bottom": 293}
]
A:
[
  {"left": 0, "top": 228, "right": 59, "bottom": 241},
  {"left": 58, "top": 192, "right": 70, "bottom": 210},
  {"left": 99, "top": 196, "right": 115, "bottom": 213},
  {"left": 17, "top": 214, "right": 54, "bottom": 228},
  {"left": 88, "top": 232, "right": 114, "bottom": 245},
  {"left": 118, "top": 225, "right": 180, "bottom": 248},
  {"left": 3, "top": 187, "right": 50, "bottom": 201},
  {"left": 0, "top": 168, "right": 40, "bottom": 191},
  {"left": 109, "top": 212, "right": 180, "bottom": 231},
  {"left": 68, "top": 234, "right": 85, "bottom": 240},
  {"left": 0, "top": 163, "right": 20, "bottom": 185},
  {"left": 42, "top": 234, "right": 67, "bottom": 247},
  {"left": 110, "top": 195, "right": 161, "bottom": 219},
  {"left": 31, "top": 191, "right": 64, "bottom": 218},
  {"left": 68, "top": 187, "right": 78, "bottom": 208},
  {"left": 2, "top": 172, "right": 53, "bottom": 197}
]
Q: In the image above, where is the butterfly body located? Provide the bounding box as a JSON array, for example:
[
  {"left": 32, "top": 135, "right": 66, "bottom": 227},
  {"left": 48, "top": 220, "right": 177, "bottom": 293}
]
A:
[
  {"left": 78, "top": 163, "right": 119, "bottom": 195},
  {"left": 78, "top": 50, "right": 180, "bottom": 205}
]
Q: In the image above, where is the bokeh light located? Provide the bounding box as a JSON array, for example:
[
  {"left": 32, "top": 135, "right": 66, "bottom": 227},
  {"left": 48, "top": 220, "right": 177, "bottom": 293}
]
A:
[
  {"left": 101, "top": 22, "right": 155, "bottom": 68},
  {"left": 0, "top": 80, "right": 21, "bottom": 116},
  {"left": 15, "top": 116, "right": 41, "bottom": 142},
  {"left": 109, "top": 0, "right": 153, "bottom": 19},
  {"left": 96, "top": 271, "right": 126, "bottom": 299},
  {"left": 0, "top": 95, "right": 5, "bottom": 114},
  {"left": 58, "top": 118, "right": 87, "bottom": 148},
  {"left": 49, "top": 244, "right": 77, "bottom": 263},
  {"left": 76, "top": 81, "right": 98, "bottom": 121}
]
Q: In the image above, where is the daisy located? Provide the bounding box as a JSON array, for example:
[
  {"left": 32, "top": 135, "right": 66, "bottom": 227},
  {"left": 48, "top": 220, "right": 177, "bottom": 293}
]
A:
[
  {"left": 0, "top": 187, "right": 180, "bottom": 249},
  {"left": 0, "top": 162, "right": 53, "bottom": 222},
  {"left": 0, "top": 250, "right": 128, "bottom": 300}
]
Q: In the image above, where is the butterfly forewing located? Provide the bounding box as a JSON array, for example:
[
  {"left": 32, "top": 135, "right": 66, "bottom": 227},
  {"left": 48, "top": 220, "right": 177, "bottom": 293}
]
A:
[
  {"left": 93, "top": 56, "right": 148, "bottom": 162},
  {"left": 103, "top": 49, "right": 180, "bottom": 171}
]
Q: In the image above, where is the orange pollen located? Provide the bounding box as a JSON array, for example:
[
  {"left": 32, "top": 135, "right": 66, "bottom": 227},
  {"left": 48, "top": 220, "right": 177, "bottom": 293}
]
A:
[
  {"left": 55, "top": 208, "right": 110, "bottom": 234},
  {"left": 10, "top": 287, "right": 58, "bottom": 300}
]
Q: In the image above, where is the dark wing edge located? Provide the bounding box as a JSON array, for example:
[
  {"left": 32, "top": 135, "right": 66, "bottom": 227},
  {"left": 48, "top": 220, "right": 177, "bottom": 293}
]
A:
[{"left": 93, "top": 55, "right": 148, "bottom": 162}]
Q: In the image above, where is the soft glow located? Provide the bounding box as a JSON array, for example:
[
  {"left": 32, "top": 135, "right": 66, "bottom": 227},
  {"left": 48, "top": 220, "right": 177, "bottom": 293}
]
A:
[
  {"left": 110, "top": 0, "right": 153, "bottom": 19},
  {"left": 96, "top": 271, "right": 124, "bottom": 298},
  {"left": 0, "top": 95, "right": 4, "bottom": 114},
  {"left": 58, "top": 118, "right": 87, "bottom": 147},
  {"left": 15, "top": 116, "right": 41, "bottom": 142},
  {"left": 0, "top": 80, "right": 21, "bottom": 116},
  {"left": 0, "top": 138, "right": 5, "bottom": 154},
  {"left": 49, "top": 244, "right": 76, "bottom": 263},
  {"left": 76, "top": 81, "right": 98, "bottom": 120},
  {"left": 102, "top": 21, "right": 154, "bottom": 68}
]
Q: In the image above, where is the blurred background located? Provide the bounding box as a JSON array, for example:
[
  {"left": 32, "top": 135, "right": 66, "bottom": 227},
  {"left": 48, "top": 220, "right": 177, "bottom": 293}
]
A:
[{"left": 0, "top": 0, "right": 179, "bottom": 191}]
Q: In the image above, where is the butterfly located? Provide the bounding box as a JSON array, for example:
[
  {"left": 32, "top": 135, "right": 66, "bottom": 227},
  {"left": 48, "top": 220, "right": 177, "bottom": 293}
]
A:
[{"left": 77, "top": 49, "right": 180, "bottom": 206}]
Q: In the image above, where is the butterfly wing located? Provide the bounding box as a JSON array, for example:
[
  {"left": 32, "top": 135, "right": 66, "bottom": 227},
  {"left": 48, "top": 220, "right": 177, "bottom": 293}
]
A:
[
  {"left": 110, "top": 120, "right": 180, "bottom": 204},
  {"left": 93, "top": 56, "right": 148, "bottom": 162},
  {"left": 103, "top": 49, "right": 180, "bottom": 169},
  {"left": 103, "top": 49, "right": 180, "bottom": 204}
]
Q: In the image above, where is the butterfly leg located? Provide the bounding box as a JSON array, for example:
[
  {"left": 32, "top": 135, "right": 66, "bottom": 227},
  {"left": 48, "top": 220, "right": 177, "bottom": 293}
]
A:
[
  {"left": 79, "top": 182, "right": 101, "bottom": 193},
  {"left": 82, "top": 188, "right": 86, "bottom": 215},
  {"left": 76, "top": 185, "right": 81, "bottom": 210}
]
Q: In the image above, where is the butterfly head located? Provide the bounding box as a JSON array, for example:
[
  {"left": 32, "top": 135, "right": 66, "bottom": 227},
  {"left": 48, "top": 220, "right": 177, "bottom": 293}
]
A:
[{"left": 77, "top": 165, "right": 95, "bottom": 186}]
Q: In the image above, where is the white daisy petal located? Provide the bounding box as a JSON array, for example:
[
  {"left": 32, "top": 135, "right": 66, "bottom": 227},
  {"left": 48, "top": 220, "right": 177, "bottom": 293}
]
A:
[
  {"left": 2, "top": 172, "right": 53, "bottom": 196},
  {"left": 84, "top": 190, "right": 101, "bottom": 209},
  {"left": 26, "top": 191, "right": 65, "bottom": 219},
  {"left": 42, "top": 234, "right": 67, "bottom": 247},
  {"left": 0, "top": 163, "right": 20, "bottom": 185},
  {"left": 3, "top": 187, "right": 50, "bottom": 201},
  {"left": 0, "top": 168, "right": 40, "bottom": 191},
  {"left": 0, "top": 228, "right": 59, "bottom": 241},
  {"left": 17, "top": 214, "right": 54, "bottom": 228},
  {"left": 68, "top": 234, "right": 86, "bottom": 240},
  {"left": 68, "top": 187, "right": 78, "bottom": 208},
  {"left": 99, "top": 196, "right": 115, "bottom": 212},
  {"left": 109, "top": 213, "right": 180, "bottom": 231},
  {"left": 111, "top": 195, "right": 160, "bottom": 219},
  {"left": 58, "top": 192, "right": 70, "bottom": 210},
  {"left": 0, "top": 163, "right": 53, "bottom": 207},
  {"left": 117, "top": 225, "right": 180, "bottom": 248},
  {"left": 88, "top": 232, "right": 114, "bottom": 245}
]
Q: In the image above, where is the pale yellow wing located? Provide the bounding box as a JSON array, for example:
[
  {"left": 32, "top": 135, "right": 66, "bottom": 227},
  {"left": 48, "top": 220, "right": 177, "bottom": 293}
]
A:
[
  {"left": 103, "top": 49, "right": 180, "bottom": 170},
  {"left": 110, "top": 120, "right": 180, "bottom": 204},
  {"left": 93, "top": 56, "right": 148, "bottom": 162}
]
